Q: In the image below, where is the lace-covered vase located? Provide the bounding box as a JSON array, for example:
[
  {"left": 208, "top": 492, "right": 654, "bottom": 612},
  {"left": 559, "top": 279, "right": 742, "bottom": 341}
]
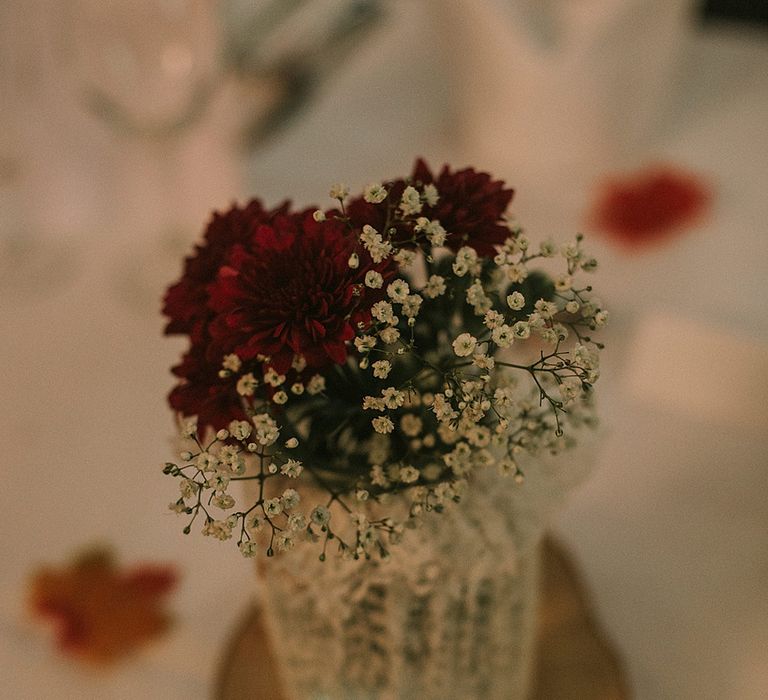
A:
[{"left": 252, "top": 446, "right": 594, "bottom": 700}]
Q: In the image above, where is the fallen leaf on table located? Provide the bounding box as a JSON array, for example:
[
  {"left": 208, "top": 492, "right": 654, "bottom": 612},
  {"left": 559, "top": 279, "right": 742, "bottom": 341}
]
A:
[
  {"left": 27, "top": 546, "right": 178, "bottom": 666},
  {"left": 587, "top": 165, "right": 712, "bottom": 249}
]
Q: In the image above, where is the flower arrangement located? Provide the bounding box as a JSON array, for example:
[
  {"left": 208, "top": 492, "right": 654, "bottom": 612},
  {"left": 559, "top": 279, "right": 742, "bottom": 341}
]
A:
[{"left": 161, "top": 159, "right": 606, "bottom": 561}]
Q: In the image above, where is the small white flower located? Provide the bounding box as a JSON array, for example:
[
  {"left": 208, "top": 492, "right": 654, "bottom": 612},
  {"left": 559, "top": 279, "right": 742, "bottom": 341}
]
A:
[
  {"left": 360, "top": 224, "right": 380, "bottom": 246},
  {"left": 399, "top": 466, "right": 420, "bottom": 483},
  {"left": 507, "top": 291, "right": 525, "bottom": 311},
  {"left": 387, "top": 280, "right": 410, "bottom": 303},
  {"left": 372, "top": 416, "right": 395, "bottom": 434},
  {"left": 473, "top": 353, "right": 495, "bottom": 370},
  {"left": 365, "top": 270, "right": 384, "bottom": 288},
  {"left": 212, "top": 493, "right": 235, "bottom": 510},
  {"left": 348, "top": 252, "right": 360, "bottom": 269},
  {"left": 236, "top": 373, "right": 258, "bottom": 396},
  {"left": 312, "top": 209, "right": 326, "bottom": 222},
  {"left": 560, "top": 377, "right": 583, "bottom": 403},
  {"left": 371, "top": 301, "right": 395, "bottom": 324},
  {"left": 363, "top": 183, "right": 388, "bottom": 204},
  {"left": 494, "top": 386, "right": 515, "bottom": 407},
  {"left": 400, "top": 414, "right": 423, "bottom": 436},
  {"left": 452, "top": 333, "right": 477, "bottom": 357},
  {"left": 555, "top": 274, "right": 572, "bottom": 292},
  {"left": 381, "top": 387, "right": 405, "bottom": 409},
  {"left": 291, "top": 354, "right": 307, "bottom": 372},
  {"left": 281, "top": 488, "right": 300, "bottom": 510},
  {"left": 527, "top": 312, "right": 547, "bottom": 330},
  {"left": 197, "top": 452, "right": 219, "bottom": 472},
  {"left": 594, "top": 309, "right": 609, "bottom": 327},
  {"left": 306, "top": 374, "right": 326, "bottom": 395},
  {"left": 565, "top": 300, "right": 580, "bottom": 314},
  {"left": 290, "top": 382, "right": 304, "bottom": 395},
  {"left": 264, "top": 498, "right": 283, "bottom": 517},
  {"left": 368, "top": 241, "right": 393, "bottom": 263},
  {"left": 222, "top": 354, "right": 241, "bottom": 372},
  {"left": 285, "top": 437, "right": 299, "bottom": 449},
  {"left": 287, "top": 513, "right": 306, "bottom": 531},
  {"left": 202, "top": 519, "right": 232, "bottom": 541},
  {"left": 329, "top": 183, "right": 348, "bottom": 200},
  {"left": 423, "top": 274, "right": 446, "bottom": 298},
  {"left": 181, "top": 418, "right": 198, "bottom": 438},
  {"left": 311, "top": 505, "right": 331, "bottom": 526},
  {"left": 561, "top": 241, "right": 581, "bottom": 260},
  {"left": 363, "top": 396, "right": 386, "bottom": 411},
  {"left": 483, "top": 310, "right": 504, "bottom": 329},
  {"left": 275, "top": 533, "right": 295, "bottom": 552},
  {"left": 229, "top": 420, "right": 252, "bottom": 441},
  {"left": 355, "top": 335, "right": 378, "bottom": 353},
  {"left": 394, "top": 249, "right": 417, "bottom": 268},
  {"left": 505, "top": 263, "right": 528, "bottom": 283},
  {"left": 253, "top": 413, "right": 280, "bottom": 446},
  {"left": 179, "top": 478, "right": 198, "bottom": 499},
  {"left": 540, "top": 328, "right": 559, "bottom": 344},
  {"left": 246, "top": 514, "right": 264, "bottom": 532},
  {"left": 239, "top": 541, "right": 259, "bottom": 558},
  {"left": 401, "top": 294, "right": 423, "bottom": 318},
  {"left": 264, "top": 367, "right": 286, "bottom": 387},
  {"left": 466, "top": 280, "right": 491, "bottom": 313},
  {"left": 539, "top": 240, "right": 556, "bottom": 257},
  {"left": 415, "top": 217, "right": 446, "bottom": 246},
  {"left": 372, "top": 360, "right": 392, "bottom": 379},
  {"left": 512, "top": 321, "right": 531, "bottom": 339},
  {"left": 399, "top": 185, "right": 422, "bottom": 215},
  {"left": 272, "top": 390, "right": 288, "bottom": 405},
  {"left": 422, "top": 183, "right": 439, "bottom": 207},
  {"left": 371, "top": 464, "right": 388, "bottom": 486},
  {"left": 379, "top": 326, "right": 400, "bottom": 344},
  {"left": 280, "top": 458, "right": 303, "bottom": 477},
  {"left": 534, "top": 299, "right": 558, "bottom": 319}
]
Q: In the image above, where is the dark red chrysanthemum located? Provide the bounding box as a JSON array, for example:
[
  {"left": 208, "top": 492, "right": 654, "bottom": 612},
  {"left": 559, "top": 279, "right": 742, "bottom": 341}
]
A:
[
  {"left": 411, "top": 159, "right": 515, "bottom": 256},
  {"left": 163, "top": 200, "right": 322, "bottom": 429},
  {"left": 162, "top": 199, "right": 294, "bottom": 342},
  {"left": 345, "top": 159, "right": 514, "bottom": 257},
  {"left": 168, "top": 345, "right": 247, "bottom": 430},
  {"left": 588, "top": 165, "right": 712, "bottom": 248},
  {"left": 207, "top": 213, "right": 397, "bottom": 375}
]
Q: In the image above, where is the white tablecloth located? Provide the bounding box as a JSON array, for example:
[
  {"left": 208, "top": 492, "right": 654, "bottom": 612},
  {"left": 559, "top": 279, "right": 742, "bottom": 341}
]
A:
[{"left": 1, "top": 2, "right": 767, "bottom": 697}]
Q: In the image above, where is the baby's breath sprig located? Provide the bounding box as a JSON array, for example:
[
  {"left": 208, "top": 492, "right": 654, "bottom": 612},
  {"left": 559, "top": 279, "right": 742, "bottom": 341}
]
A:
[{"left": 163, "top": 164, "right": 606, "bottom": 561}]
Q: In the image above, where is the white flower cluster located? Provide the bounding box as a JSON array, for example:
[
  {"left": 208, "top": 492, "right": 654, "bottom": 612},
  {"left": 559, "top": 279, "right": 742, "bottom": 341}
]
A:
[{"left": 164, "top": 178, "right": 606, "bottom": 562}]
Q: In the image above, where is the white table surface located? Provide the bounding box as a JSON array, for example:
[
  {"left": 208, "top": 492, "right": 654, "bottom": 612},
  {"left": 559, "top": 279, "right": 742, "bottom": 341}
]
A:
[{"left": 1, "top": 2, "right": 767, "bottom": 698}]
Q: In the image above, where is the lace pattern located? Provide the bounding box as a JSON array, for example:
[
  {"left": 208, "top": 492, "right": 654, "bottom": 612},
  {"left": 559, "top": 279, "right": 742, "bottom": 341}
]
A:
[{"left": 253, "top": 444, "right": 595, "bottom": 699}]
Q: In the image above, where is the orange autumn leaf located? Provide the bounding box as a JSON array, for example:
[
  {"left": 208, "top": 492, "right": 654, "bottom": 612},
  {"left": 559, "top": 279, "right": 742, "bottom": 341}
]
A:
[
  {"left": 28, "top": 547, "right": 178, "bottom": 665},
  {"left": 588, "top": 165, "right": 712, "bottom": 249}
]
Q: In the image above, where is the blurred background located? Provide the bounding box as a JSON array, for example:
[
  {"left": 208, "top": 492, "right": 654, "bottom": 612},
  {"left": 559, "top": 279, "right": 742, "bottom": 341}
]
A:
[{"left": 1, "top": 1, "right": 766, "bottom": 697}]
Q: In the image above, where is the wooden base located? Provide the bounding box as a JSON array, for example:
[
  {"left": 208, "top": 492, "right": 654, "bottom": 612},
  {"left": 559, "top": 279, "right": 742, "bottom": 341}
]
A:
[{"left": 215, "top": 537, "right": 629, "bottom": 699}]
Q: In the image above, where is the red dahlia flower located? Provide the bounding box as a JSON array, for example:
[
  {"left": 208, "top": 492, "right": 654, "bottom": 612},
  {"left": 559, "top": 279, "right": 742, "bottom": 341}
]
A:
[
  {"left": 162, "top": 199, "right": 295, "bottom": 342},
  {"left": 345, "top": 159, "right": 514, "bottom": 257},
  {"left": 207, "top": 212, "right": 396, "bottom": 375},
  {"left": 411, "top": 158, "right": 514, "bottom": 257},
  {"left": 168, "top": 345, "right": 246, "bottom": 431}
]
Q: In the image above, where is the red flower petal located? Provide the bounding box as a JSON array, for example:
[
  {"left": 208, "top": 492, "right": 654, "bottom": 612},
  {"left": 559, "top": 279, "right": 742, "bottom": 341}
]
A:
[{"left": 588, "top": 165, "right": 712, "bottom": 248}]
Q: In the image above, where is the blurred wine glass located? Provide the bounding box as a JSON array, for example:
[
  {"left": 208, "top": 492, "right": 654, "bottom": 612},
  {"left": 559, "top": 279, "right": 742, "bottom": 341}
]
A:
[
  {"left": 55, "top": 0, "right": 231, "bottom": 313},
  {"left": 50, "top": 0, "right": 385, "bottom": 313},
  {"left": 0, "top": 2, "right": 79, "bottom": 300}
]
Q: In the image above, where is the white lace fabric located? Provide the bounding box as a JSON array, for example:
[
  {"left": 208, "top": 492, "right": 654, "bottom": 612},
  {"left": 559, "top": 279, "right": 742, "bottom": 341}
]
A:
[{"left": 252, "top": 443, "right": 596, "bottom": 700}]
